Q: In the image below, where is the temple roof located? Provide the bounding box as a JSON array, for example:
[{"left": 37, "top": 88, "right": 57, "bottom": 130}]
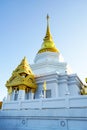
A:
[
  {"left": 14, "top": 56, "right": 33, "bottom": 75},
  {"left": 38, "top": 15, "right": 59, "bottom": 54},
  {"left": 6, "top": 57, "right": 37, "bottom": 89}
]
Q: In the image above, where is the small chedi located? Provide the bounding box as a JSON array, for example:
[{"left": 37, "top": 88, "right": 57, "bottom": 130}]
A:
[{"left": 0, "top": 15, "right": 87, "bottom": 130}]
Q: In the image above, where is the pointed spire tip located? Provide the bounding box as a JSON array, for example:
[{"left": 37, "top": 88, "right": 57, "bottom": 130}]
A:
[{"left": 47, "top": 14, "right": 49, "bottom": 20}]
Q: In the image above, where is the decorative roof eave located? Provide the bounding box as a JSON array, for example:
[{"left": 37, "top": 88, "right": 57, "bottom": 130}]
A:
[{"left": 6, "top": 82, "right": 37, "bottom": 89}]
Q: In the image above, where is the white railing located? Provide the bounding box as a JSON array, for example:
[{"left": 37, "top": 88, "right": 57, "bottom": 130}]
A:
[{"left": 2, "top": 95, "right": 87, "bottom": 110}]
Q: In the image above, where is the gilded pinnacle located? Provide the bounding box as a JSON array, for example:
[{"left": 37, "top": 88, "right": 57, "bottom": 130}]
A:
[
  {"left": 38, "top": 15, "right": 59, "bottom": 53},
  {"left": 47, "top": 14, "right": 49, "bottom": 25},
  {"left": 47, "top": 14, "right": 49, "bottom": 20}
]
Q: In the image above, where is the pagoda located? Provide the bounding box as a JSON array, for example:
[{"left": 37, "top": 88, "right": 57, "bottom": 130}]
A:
[{"left": 0, "top": 15, "right": 87, "bottom": 130}]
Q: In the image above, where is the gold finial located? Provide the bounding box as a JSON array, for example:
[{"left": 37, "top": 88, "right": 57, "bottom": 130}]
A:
[
  {"left": 43, "top": 81, "right": 47, "bottom": 91},
  {"left": 46, "top": 14, "right": 50, "bottom": 36},
  {"left": 47, "top": 14, "right": 49, "bottom": 25},
  {"left": 44, "top": 14, "right": 52, "bottom": 41},
  {"left": 47, "top": 14, "right": 49, "bottom": 20}
]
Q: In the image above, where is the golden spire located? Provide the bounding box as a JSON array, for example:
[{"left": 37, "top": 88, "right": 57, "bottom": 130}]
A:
[
  {"left": 38, "top": 15, "right": 59, "bottom": 54},
  {"left": 43, "top": 14, "right": 52, "bottom": 41}
]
